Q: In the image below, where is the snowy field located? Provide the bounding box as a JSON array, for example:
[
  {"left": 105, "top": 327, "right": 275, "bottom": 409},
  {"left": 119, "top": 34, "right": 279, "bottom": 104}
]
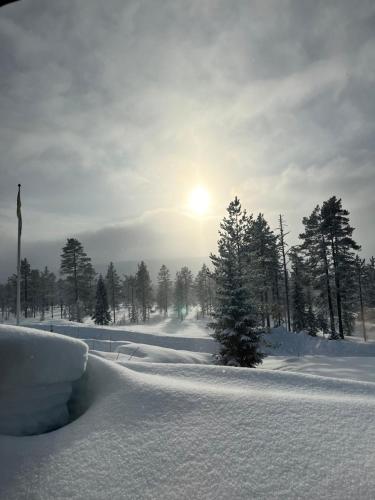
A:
[{"left": 1, "top": 314, "right": 375, "bottom": 499}]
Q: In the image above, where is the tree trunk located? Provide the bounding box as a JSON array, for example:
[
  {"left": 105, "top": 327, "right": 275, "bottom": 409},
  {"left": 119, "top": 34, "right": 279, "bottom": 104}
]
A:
[{"left": 321, "top": 235, "right": 336, "bottom": 338}]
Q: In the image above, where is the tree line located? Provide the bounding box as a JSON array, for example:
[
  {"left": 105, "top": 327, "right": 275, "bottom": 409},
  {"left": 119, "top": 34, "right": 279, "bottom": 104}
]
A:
[
  {"left": 210, "top": 195, "right": 375, "bottom": 367},
  {"left": 0, "top": 238, "right": 215, "bottom": 324},
  {"left": 1, "top": 194, "right": 374, "bottom": 366}
]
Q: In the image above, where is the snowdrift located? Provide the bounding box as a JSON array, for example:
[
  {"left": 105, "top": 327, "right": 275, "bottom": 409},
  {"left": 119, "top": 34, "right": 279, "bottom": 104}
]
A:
[
  {"left": 2, "top": 354, "right": 375, "bottom": 499},
  {"left": 263, "top": 326, "right": 375, "bottom": 357},
  {"left": 0, "top": 325, "right": 88, "bottom": 436}
]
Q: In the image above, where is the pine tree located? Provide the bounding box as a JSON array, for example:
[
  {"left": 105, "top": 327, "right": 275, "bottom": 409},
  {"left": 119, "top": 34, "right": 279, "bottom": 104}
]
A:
[
  {"left": 321, "top": 196, "right": 360, "bottom": 339},
  {"left": 60, "top": 238, "right": 95, "bottom": 321},
  {"left": 92, "top": 275, "right": 111, "bottom": 325},
  {"left": 195, "top": 264, "right": 215, "bottom": 317},
  {"left": 278, "top": 215, "right": 291, "bottom": 331},
  {"left": 105, "top": 262, "right": 121, "bottom": 324},
  {"left": 20, "top": 258, "right": 31, "bottom": 318},
  {"left": 174, "top": 272, "right": 185, "bottom": 320},
  {"left": 300, "top": 206, "right": 337, "bottom": 338},
  {"left": 355, "top": 256, "right": 367, "bottom": 341},
  {"left": 289, "top": 247, "right": 308, "bottom": 333},
  {"left": 246, "top": 213, "right": 280, "bottom": 329},
  {"left": 123, "top": 274, "right": 138, "bottom": 323},
  {"left": 136, "top": 261, "right": 153, "bottom": 322},
  {"left": 156, "top": 265, "right": 172, "bottom": 316},
  {"left": 364, "top": 257, "right": 375, "bottom": 308},
  {"left": 180, "top": 266, "right": 194, "bottom": 316},
  {"left": 210, "top": 197, "right": 263, "bottom": 367}
]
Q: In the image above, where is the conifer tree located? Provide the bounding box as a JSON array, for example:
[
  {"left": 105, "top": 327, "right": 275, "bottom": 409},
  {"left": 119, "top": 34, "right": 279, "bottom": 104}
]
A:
[
  {"left": 289, "top": 247, "right": 308, "bottom": 333},
  {"left": 60, "top": 238, "right": 95, "bottom": 321},
  {"left": 92, "top": 275, "right": 111, "bottom": 325},
  {"left": 174, "top": 272, "right": 185, "bottom": 320},
  {"left": 210, "top": 197, "right": 263, "bottom": 367},
  {"left": 20, "top": 258, "right": 31, "bottom": 318},
  {"left": 246, "top": 213, "right": 280, "bottom": 329},
  {"left": 136, "top": 261, "right": 153, "bottom": 322},
  {"left": 321, "top": 196, "right": 360, "bottom": 339},
  {"left": 300, "top": 206, "right": 337, "bottom": 338},
  {"left": 195, "top": 264, "right": 215, "bottom": 317},
  {"left": 156, "top": 265, "right": 172, "bottom": 316},
  {"left": 105, "top": 262, "right": 121, "bottom": 324},
  {"left": 123, "top": 274, "right": 138, "bottom": 323},
  {"left": 355, "top": 256, "right": 367, "bottom": 341}
]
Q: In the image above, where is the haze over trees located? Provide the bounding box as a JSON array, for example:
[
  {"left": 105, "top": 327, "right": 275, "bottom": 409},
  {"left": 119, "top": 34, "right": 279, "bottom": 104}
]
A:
[{"left": 0, "top": 196, "right": 373, "bottom": 365}]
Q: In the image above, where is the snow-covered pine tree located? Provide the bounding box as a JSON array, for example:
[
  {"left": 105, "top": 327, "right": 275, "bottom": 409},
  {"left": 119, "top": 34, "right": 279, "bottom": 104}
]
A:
[
  {"left": 156, "top": 264, "right": 172, "bottom": 316},
  {"left": 210, "top": 197, "right": 263, "bottom": 367},
  {"left": 92, "top": 275, "right": 111, "bottom": 325},
  {"left": 105, "top": 262, "right": 121, "bottom": 324},
  {"left": 135, "top": 261, "right": 153, "bottom": 322}
]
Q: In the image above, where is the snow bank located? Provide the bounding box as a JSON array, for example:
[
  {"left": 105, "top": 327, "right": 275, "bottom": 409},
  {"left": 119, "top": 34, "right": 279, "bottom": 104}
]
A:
[
  {"left": 263, "top": 326, "right": 375, "bottom": 357},
  {"left": 0, "top": 325, "right": 88, "bottom": 436},
  {"left": 2, "top": 355, "right": 375, "bottom": 499},
  {"left": 110, "top": 341, "right": 212, "bottom": 364}
]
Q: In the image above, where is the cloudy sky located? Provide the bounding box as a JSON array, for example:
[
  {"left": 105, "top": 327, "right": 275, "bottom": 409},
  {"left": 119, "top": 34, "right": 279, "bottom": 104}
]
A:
[{"left": 0, "top": 0, "right": 374, "bottom": 275}]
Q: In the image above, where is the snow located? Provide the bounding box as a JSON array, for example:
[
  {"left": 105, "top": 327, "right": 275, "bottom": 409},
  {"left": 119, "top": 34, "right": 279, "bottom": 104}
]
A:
[
  {"left": 2, "top": 320, "right": 375, "bottom": 498},
  {"left": 0, "top": 325, "right": 88, "bottom": 436},
  {"left": 105, "top": 341, "right": 212, "bottom": 364}
]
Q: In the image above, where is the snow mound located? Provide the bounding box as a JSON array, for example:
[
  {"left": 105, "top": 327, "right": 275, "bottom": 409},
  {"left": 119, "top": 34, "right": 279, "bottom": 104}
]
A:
[
  {"left": 2, "top": 355, "right": 375, "bottom": 499},
  {"left": 113, "top": 341, "right": 212, "bottom": 364},
  {"left": 0, "top": 325, "right": 88, "bottom": 436}
]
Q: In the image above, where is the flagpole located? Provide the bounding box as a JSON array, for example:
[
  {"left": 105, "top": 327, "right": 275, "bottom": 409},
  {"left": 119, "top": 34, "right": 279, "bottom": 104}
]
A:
[{"left": 16, "top": 184, "right": 21, "bottom": 326}]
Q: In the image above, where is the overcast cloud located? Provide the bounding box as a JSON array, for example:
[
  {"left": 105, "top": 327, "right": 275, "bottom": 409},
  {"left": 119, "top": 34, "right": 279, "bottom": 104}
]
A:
[{"left": 0, "top": 0, "right": 374, "bottom": 275}]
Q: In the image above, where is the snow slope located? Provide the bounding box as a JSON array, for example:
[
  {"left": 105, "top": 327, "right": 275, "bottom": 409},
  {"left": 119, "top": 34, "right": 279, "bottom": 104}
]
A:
[{"left": 1, "top": 354, "right": 375, "bottom": 499}]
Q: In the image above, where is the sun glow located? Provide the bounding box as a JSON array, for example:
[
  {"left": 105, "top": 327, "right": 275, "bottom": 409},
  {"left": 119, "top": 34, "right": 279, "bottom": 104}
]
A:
[{"left": 188, "top": 186, "right": 210, "bottom": 215}]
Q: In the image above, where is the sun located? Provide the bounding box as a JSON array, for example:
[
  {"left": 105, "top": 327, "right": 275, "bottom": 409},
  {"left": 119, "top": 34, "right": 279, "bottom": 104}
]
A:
[{"left": 188, "top": 186, "right": 210, "bottom": 215}]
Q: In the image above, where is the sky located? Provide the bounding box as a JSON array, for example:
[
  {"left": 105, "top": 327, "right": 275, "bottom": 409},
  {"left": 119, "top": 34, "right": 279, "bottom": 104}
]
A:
[{"left": 0, "top": 0, "right": 374, "bottom": 276}]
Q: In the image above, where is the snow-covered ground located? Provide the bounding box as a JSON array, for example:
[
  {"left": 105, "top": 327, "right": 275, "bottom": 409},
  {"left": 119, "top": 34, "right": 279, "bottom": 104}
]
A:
[{"left": 2, "top": 315, "right": 375, "bottom": 499}]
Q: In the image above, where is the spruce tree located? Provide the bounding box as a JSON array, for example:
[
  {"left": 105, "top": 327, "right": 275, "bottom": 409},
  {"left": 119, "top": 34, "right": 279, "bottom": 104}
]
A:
[
  {"left": 92, "top": 275, "right": 111, "bottom": 325},
  {"left": 210, "top": 197, "right": 263, "bottom": 367}
]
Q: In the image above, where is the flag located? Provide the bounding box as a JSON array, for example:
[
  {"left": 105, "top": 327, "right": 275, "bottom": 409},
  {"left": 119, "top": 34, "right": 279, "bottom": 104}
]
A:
[{"left": 17, "top": 184, "right": 22, "bottom": 235}]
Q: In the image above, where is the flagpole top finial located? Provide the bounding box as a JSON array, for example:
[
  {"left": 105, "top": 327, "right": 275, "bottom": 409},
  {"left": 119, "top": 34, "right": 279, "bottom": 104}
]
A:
[{"left": 18, "top": 184, "right": 21, "bottom": 188}]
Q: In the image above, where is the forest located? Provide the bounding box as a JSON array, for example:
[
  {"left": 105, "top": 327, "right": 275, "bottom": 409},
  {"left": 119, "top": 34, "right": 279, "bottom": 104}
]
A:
[{"left": 1, "top": 195, "right": 374, "bottom": 361}]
